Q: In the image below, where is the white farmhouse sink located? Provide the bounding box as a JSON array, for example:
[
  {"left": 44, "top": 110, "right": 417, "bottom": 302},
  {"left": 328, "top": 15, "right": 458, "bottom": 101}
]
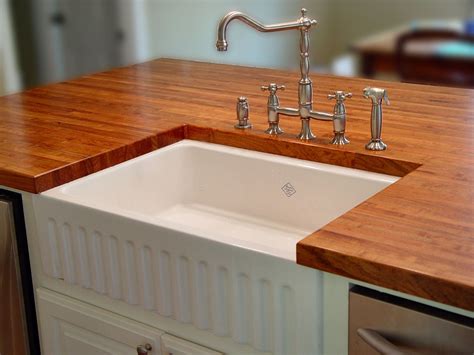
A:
[
  {"left": 33, "top": 140, "right": 398, "bottom": 355},
  {"left": 42, "top": 140, "right": 398, "bottom": 261}
]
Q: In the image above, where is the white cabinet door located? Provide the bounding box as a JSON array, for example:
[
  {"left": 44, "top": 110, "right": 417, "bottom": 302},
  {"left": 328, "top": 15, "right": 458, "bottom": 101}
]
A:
[
  {"left": 37, "top": 288, "right": 163, "bottom": 355},
  {"left": 161, "top": 334, "right": 223, "bottom": 355}
]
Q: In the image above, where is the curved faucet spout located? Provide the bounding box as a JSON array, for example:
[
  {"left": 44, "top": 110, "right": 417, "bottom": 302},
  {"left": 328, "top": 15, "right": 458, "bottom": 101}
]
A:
[
  {"left": 216, "top": 8, "right": 336, "bottom": 142},
  {"left": 216, "top": 9, "right": 317, "bottom": 51}
]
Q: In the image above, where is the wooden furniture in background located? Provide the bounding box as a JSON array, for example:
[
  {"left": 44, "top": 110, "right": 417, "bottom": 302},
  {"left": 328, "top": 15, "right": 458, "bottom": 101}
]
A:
[
  {"left": 351, "top": 22, "right": 474, "bottom": 87},
  {"left": 396, "top": 29, "right": 474, "bottom": 87},
  {"left": 351, "top": 25, "right": 409, "bottom": 77}
]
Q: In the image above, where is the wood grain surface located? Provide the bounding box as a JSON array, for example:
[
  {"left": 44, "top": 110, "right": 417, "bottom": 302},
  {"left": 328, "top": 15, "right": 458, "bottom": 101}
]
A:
[{"left": 0, "top": 59, "right": 472, "bottom": 310}]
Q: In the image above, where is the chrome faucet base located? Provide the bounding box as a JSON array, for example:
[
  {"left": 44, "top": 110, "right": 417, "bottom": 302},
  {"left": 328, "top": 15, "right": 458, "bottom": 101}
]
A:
[
  {"left": 331, "top": 132, "right": 350, "bottom": 145},
  {"left": 296, "top": 119, "right": 316, "bottom": 140},
  {"left": 366, "top": 139, "right": 387, "bottom": 151},
  {"left": 265, "top": 123, "right": 284, "bottom": 135},
  {"left": 235, "top": 123, "right": 252, "bottom": 129}
]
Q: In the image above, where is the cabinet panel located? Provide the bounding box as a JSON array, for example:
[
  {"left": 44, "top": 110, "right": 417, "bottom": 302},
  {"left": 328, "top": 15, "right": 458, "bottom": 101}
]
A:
[
  {"left": 59, "top": 322, "right": 134, "bottom": 355},
  {"left": 37, "top": 288, "right": 162, "bottom": 355},
  {"left": 161, "top": 334, "right": 223, "bottom": 355}
]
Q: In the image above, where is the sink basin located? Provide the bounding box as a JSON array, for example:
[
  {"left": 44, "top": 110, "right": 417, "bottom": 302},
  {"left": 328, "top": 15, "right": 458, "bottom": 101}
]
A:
[
  {"left": 33, "top": 139, "right": 399, "bottom": 354},
  {"left": 41, "top": 140, "right": 398, "bottom": 261}
]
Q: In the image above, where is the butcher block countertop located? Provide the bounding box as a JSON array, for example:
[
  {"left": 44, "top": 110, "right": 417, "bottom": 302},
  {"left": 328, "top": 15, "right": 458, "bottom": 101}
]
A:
[{"left": 0, "top": 59, "right": 472, "bottom": 310}]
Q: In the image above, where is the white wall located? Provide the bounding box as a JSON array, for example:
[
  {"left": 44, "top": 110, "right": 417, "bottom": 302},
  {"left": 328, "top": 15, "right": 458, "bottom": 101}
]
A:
[
  {"left": 143, "top": 0, "right": 332, "bottom": 70},
  {"left": 0, "top": 0, "right": 21, "bottom": 95}
]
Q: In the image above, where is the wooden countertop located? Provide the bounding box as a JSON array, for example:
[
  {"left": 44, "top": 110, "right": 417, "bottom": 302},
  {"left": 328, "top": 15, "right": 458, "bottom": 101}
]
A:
[{"left": 0, "top": 59, "right": 472, "bottom": 310}]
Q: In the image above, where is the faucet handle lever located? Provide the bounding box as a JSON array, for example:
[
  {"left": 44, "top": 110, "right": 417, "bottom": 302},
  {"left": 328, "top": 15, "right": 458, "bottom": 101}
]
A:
[
  {"left": 261, "top": 83, "right": 285, "bottom": 94},
  {"left": 328, "top": 91, "right": 352, "bottom": 102},
  {"left": 328, "top": 90, "right": 351, "bottom": 145}
]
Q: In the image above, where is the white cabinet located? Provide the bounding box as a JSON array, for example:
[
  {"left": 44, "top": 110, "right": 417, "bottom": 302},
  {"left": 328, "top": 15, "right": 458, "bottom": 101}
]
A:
[
  {"left": 37, "top": 288, "right": 223, "bottom": 355},
  {"left": 37, "top": 288, "right": 162, "bottom": 355},
  {"left": 161, "top": 334, "right": 223, "bottom": 355}
]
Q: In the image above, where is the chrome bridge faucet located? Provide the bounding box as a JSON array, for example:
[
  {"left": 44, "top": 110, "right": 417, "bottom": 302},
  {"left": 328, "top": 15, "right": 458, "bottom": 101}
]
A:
[{"left": 216, "top": 8, "right": 351, "bottom": 143}]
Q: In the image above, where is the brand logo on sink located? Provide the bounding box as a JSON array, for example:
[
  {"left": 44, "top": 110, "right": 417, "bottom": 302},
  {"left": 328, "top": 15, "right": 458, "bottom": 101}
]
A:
[{"left": 281, "top": 182, "right": 296, "bottom": 197}]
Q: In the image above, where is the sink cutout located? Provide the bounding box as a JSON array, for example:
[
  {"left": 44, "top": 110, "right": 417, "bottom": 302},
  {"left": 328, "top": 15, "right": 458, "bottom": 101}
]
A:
[{"left": 42, "top": 140, "right": 399, "bottom": 260}]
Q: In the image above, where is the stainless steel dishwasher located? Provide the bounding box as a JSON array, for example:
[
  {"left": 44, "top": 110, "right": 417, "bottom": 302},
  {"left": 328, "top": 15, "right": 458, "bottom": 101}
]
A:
[
  {"left": 0, "top": 189, "right": 40, "bottom": 355},
  {"left": 349, "top": 286, "right": 474, "bottom": 355}
]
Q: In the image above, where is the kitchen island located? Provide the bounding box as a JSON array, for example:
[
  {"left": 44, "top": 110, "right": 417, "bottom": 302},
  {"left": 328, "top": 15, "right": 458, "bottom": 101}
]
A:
[{"left": 0, "top": 58, "right": 472, "bottom": 314}]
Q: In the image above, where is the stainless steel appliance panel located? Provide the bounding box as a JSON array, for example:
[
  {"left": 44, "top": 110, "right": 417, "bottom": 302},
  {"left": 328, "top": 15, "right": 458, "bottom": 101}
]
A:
[{"left": 349, "top": 286, "right": 474, "bottom": 355}]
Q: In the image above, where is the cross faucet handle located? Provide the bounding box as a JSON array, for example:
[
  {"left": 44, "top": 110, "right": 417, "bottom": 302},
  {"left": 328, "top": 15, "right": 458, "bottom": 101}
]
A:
[
  {"left": 299, "top": 8, "right": 318, "bottom": 27},
  {"left": 327, "top": 90, "right": 351, "bottom": 145},
  {"left": 261, "top": 83, "right": 285, "bottom": 95},
  {"left": 328, "top": 91, "right": 352, "bottom": 102}
]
